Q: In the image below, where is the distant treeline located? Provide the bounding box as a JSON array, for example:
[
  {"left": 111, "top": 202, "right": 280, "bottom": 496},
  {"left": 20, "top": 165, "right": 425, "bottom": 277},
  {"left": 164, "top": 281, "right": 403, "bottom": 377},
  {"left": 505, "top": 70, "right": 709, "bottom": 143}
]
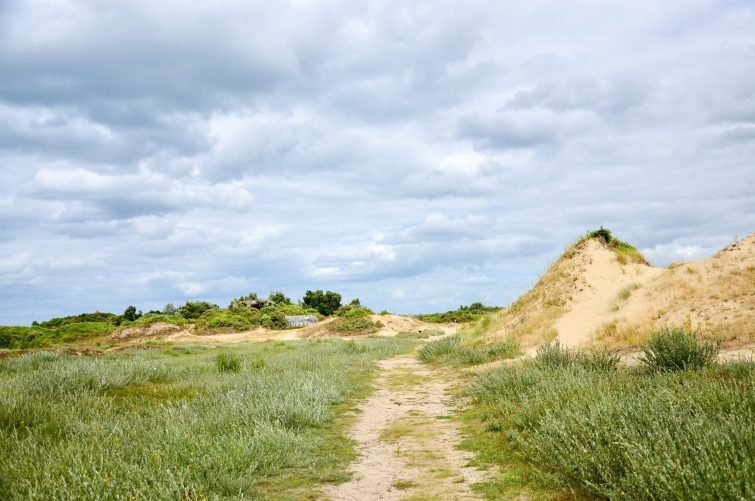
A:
[
  {"left": 415, "top": 302, "right": 500, "bottom": 324},
  {"left": 0, "top": 289, "right": 366, "bottom": 349}
]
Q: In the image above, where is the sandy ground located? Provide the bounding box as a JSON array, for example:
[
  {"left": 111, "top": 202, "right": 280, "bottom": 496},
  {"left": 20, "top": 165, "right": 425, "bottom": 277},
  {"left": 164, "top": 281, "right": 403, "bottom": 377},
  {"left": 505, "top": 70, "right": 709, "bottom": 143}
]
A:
[
  {"left": 554, "top": 239, "right": 664, "bottom": 347},
  {"left": 325, "top": 355, "right": 485, "bottom": 500},
  {"left": 114, "top": 314, "right": 459, "bottom": 346}
]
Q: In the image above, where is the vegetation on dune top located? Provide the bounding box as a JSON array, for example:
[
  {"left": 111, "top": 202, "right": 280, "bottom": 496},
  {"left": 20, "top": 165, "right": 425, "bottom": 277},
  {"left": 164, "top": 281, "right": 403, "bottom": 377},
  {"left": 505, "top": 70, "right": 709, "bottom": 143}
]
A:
[
  {"left": 581, "top": 226, "right": 648, "bottom": 265},
  {"left": 416, "top": 302, "right": 500, "bottom": 324}
]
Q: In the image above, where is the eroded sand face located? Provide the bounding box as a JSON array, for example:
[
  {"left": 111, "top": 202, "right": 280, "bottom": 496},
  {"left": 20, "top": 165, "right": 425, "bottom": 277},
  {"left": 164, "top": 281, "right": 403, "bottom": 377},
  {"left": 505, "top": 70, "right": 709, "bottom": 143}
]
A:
[{"left": 326, "top": 356, "right": 485, "bottom": 500}]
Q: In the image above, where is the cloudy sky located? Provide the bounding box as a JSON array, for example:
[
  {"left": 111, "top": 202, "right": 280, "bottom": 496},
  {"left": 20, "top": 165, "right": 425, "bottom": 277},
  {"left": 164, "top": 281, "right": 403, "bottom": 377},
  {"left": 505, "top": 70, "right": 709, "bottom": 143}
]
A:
[{"left": 1, "top": 1, "right": 754, "bottom": 324}]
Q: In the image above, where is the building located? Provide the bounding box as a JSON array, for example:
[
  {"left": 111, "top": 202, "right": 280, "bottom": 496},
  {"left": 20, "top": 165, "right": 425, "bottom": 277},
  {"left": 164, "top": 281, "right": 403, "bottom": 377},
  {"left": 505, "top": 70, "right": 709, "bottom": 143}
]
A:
[{"left": 285, "top": 315, "right": 318, "bottom": 328}]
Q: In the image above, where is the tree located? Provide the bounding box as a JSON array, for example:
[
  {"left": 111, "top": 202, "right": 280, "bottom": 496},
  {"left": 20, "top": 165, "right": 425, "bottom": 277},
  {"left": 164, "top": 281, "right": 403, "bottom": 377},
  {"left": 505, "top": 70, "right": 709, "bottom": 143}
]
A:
[
  {"left": 162, "top": 303, "right": 178, "bottom": 315},
  {"left": 349, "top": 298, "right": 361, "bottom": 307},
  {"left": 178, "top": 301, "right": 219, "bottom": 320},
  {"left": 269, "top": 291, "right": 292, "bottom": 305},
  {"left": 123, "top": 305, "right": 138, "bottom": 322},
  {"left": 302, "top": 290, "right": 342, "bottom": 316}
]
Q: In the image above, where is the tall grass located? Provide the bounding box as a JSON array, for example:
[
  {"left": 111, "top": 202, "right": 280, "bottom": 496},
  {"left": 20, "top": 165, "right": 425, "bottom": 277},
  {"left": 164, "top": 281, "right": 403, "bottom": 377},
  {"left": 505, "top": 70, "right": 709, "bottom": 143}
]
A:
[
  {"left": 468, "top": 357, "right": 755, "bottom": 500},
  {"left": 0, "top": 338, "right": 415, "bottom": 499},
  {"left": 417, "top": 334, "right": 520, "bottom": 366}
]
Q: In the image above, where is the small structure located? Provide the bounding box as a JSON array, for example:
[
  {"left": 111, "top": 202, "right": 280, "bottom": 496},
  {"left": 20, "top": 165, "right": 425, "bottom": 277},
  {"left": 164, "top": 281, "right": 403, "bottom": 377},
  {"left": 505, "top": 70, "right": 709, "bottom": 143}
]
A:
[{"left": 285, "top": 315, "right": 318, "bottom": 328}]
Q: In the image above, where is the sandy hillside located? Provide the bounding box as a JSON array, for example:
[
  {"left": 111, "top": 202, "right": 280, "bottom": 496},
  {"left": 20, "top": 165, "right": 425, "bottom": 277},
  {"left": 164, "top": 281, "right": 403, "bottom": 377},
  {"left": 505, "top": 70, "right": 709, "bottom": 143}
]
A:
[
  {"left": 112, "top": 314, "right": 457, "bottom": 345},
  {"left": 478, "top": 232, "right": 755, "bottom": 350}
]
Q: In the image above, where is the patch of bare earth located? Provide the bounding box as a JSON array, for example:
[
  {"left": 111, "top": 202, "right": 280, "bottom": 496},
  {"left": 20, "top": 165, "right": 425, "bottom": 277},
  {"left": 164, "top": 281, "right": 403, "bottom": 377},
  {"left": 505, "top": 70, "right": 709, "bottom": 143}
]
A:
[{"left": 326, "top": 355, "right": 485, "bottom": 501}]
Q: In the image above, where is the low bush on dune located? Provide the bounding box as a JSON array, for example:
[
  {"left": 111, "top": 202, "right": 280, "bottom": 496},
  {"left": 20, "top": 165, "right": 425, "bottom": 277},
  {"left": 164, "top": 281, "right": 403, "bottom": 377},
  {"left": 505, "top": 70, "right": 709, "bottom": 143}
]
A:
[
  {"left": 194, "top": 308, "right": 262, "bottom": 333},
  {"left": 417, "top": 335, "right": 520, "bottom": 366},
  {"left": 333, "top": 305, "right": 381, "bottom": 334},
  {"left": 639, "top": 327, "right": 721, "bottom": 372}
]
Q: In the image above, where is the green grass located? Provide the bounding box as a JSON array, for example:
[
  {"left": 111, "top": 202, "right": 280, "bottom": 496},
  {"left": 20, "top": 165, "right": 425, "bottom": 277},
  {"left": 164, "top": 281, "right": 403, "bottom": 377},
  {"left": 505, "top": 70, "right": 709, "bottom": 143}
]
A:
[
  {"left": 0, "top": 322, "right": 116, "bottom": 349},
  {"left": 417, "top": 335, "right": 521, "bottom": 366},
  {"left": 640, "top": 327, "right": 721, "bottom": 372},
  {"left": 0, "top": 338, "right": 416, "bottom": 499},
  {"left": 465, "top": 357, "right": 755, "bottom": 500}
]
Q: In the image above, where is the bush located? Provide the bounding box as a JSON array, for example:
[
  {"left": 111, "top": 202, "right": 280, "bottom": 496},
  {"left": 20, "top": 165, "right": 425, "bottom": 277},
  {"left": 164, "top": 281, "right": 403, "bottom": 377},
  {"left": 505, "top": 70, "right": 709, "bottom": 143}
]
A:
[
  {"left": 263, "top": 311, "right": 288, "bottom": 330},
  {"left": 640, "top": 327, "right": 720, "bottom": 372},
  {"left": 178, "top": 301, "right": 219, "bottom": 320},
  {"left": 195, "top": 309, "right": 261, "bottom": 333},
  {"left": 215, "top": 352, "right": 241, "bottom": 373}
]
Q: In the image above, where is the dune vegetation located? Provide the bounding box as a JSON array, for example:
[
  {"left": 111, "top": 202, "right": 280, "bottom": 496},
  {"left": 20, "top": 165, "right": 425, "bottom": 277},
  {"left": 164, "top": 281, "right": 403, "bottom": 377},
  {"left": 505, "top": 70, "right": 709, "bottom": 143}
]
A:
[
  {"left": 418, "top": 330, "right": 755, "bottom": 500},
  {"left": 0, "top": 338, "right": 416, "bottom": 499}
]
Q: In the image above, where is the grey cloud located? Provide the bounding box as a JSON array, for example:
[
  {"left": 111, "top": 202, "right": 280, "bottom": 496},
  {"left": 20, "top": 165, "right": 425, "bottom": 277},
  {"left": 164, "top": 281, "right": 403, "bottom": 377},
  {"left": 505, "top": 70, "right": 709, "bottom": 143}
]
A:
[{"left": 1, "top": 0, "right": 755, "bottom": 324}]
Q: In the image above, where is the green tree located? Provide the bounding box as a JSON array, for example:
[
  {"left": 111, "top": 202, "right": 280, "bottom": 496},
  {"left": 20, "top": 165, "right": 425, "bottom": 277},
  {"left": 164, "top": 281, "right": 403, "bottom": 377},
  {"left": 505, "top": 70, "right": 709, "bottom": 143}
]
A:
[
  {"left": 178, "top": 301, "right": 219, "bottom": 320},
  {"left": 269, "top": 291, "right": 291, "bottom": 305},
  {"left": 302, "top": 290, "right": 342, "bottom": 316},
  {"left": 162, "top": 303, "right": 178, "bottom": 315},
  {"left": 123, "top": 306, "right": 138, "bottom": 322}
]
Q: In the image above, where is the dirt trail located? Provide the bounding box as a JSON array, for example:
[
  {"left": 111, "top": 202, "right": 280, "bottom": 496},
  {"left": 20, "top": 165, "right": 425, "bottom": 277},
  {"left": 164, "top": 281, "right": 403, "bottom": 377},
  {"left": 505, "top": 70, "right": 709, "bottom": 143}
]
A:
[{"left": 326, "top": 355, "right": 485, "bottom": 500}]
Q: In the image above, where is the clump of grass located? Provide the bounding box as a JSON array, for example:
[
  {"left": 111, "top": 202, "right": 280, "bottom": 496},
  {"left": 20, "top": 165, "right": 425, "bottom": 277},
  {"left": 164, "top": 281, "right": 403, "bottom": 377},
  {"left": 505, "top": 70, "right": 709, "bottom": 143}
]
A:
[
  {"left": 418, "top": 335, "right": 520, "bottom": 366},
  {"left": 616, "top": 283, "right": 640, "bottom": 301},
  {"left": 534, "top": 341, "right": 620, "bottom": 371},
  {"left": 215, "top": 352, "right": 241, "bottom": 373},
  {"left": 639, "top": 327, "right": 720, "bottom": 372}
]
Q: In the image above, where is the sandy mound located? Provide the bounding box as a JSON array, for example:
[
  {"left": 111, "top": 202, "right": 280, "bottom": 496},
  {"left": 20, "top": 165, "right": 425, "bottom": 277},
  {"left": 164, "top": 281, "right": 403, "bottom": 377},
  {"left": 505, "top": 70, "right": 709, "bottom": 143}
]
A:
[
  {"left": 478, "top": 232, "right": 755, "bottom": 349},
  {"left": 371, "top": 314, "right": 457, "bottom": 337},
  {"left": 111, "top": 322, "right": 185, "bottom": 341}
]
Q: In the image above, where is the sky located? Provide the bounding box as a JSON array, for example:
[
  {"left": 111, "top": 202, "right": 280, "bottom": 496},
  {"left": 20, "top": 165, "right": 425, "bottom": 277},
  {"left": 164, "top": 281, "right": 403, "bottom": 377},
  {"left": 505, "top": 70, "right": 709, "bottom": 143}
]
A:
[{"left": 1, "top": 0, "right": 754, "bottom": 325}]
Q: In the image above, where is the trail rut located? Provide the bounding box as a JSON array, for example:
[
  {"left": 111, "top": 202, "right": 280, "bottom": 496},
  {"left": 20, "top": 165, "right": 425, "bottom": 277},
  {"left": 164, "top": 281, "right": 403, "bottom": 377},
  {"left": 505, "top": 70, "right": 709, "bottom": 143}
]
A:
[{"left": 326, "top": 355, "right": 485, "bottom": 500}]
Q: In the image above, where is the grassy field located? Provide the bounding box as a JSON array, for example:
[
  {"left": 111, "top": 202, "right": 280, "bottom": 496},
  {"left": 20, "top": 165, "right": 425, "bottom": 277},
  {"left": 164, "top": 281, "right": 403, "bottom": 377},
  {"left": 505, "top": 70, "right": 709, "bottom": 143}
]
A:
[
  {"left": 419, "top": 335, "right": 755, "bottom": 500},
  {"left": 0, "top": 338, "right": 416, "bottom": 499}
]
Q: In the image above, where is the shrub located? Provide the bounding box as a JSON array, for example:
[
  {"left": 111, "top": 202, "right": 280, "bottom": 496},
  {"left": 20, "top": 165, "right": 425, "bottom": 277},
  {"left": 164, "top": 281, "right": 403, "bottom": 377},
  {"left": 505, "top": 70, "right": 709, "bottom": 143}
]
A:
[
  {"left": 178, "top": 301, "right": 219, "bottom": 320},
  {"left": 639, "top": 327, "right": 720, "bottom": 372},
  {"left": 195, "top": 309, "right": 261, "bottom": 333},
  {"left": 215, "top": 352, "right": 241, "bottom": 373},
  {"left": 263, "top": 311, "right": 288, "bottom": 330}
]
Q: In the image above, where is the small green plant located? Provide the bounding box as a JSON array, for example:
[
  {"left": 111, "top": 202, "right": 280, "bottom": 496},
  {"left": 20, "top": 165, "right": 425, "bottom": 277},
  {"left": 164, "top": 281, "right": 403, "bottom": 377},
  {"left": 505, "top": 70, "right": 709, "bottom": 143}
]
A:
[
  {"left": 215, "top": 352, "right": 241, "bottom": 373},
  {"left": 639, "top": 327, "right": 720, "bottom": 372}
]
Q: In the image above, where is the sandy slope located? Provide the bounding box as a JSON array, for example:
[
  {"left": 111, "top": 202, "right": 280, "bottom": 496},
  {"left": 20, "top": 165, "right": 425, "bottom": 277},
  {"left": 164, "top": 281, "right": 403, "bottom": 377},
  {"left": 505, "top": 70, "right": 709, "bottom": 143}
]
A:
[
  {"left": 113, "top": 314, "right": 458, "bottom": 345},
  {"left": 483, "top": 233, "right": 755, "bottom": 350}
]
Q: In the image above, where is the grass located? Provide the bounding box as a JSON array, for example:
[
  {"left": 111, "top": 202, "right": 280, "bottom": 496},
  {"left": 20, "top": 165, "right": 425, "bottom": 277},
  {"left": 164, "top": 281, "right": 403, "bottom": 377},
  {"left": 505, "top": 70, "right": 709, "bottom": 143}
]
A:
[
  {"left": 0, "top": 338, "right": 416, "bottom": 499},
  {"left": 417, "top": 335, "right": 521, "bottom": 366},
  {"left": 396, "top": 329, "right": 446, "bottom": 339},
  {"left": 639, "top": 327, "right": 721, "bottom": 372},
  {"left": 462, "top": 351, "right": 754, "bottom": 500}
]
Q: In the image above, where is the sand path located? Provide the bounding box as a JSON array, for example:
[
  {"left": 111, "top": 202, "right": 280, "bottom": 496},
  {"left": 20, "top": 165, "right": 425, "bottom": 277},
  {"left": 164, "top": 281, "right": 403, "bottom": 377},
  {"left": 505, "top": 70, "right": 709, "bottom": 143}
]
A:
[{"left": 326, "top": 355, "right": 484, "bottom": 500}]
